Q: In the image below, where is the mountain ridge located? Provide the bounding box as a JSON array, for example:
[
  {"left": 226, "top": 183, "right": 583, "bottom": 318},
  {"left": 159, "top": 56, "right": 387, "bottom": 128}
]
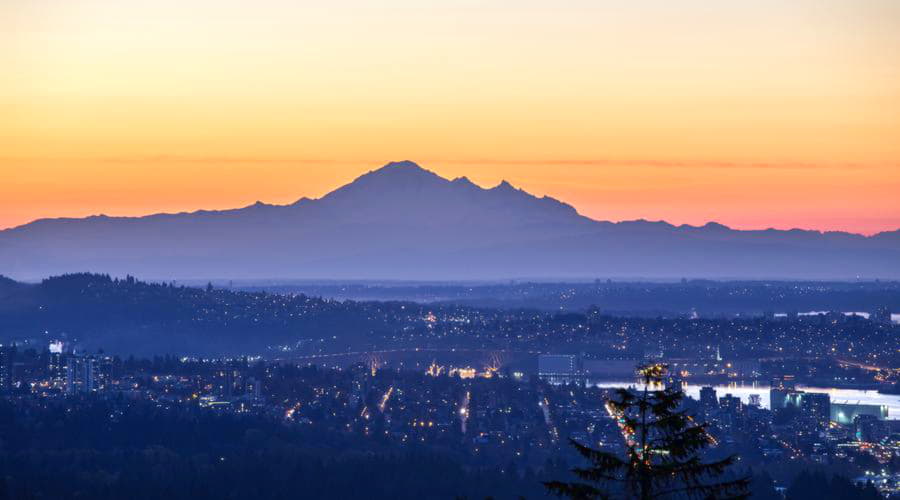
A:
[
  {"left": 4, "top": 161, "right": 895, "bottom": 238},
  {"left": 1, "top": 161, "right": 898, "bottom": 280}
]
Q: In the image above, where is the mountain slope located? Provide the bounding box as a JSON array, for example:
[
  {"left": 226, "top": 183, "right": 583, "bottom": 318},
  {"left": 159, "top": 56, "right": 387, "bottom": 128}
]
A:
[{"left": 1, "top": 161, "right": 898, "bottom": 280}]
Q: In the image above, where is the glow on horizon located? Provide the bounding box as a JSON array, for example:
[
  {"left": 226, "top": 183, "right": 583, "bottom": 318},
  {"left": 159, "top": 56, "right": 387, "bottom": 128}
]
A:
[{"left": 2, "top": 0, "right": 899, "bottom": 234}]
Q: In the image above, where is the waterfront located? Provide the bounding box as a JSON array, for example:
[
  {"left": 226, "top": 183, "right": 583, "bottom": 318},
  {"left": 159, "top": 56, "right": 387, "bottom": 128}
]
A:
[
  {"left": 772, "top": 311, "right": 900, "bottom": 324},
  {"left": 589, "top": 380, "right": 900, "bottom": 419}
]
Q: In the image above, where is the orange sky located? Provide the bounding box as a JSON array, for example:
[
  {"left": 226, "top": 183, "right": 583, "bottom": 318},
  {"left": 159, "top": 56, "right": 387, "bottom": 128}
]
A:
[{"left": 2, "top": 0, "right": 899, "bottom": 234}]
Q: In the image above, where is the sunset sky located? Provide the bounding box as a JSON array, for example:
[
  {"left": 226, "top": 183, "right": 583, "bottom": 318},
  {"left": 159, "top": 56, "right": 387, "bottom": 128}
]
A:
[{"left": 2, "top": 0, "right": 899, "bottom": 234}]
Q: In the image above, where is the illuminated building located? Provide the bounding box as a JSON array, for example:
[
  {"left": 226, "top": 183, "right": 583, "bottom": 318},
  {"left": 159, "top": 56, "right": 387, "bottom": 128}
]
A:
[
  {"left": 799, "top": 392, "right": 831, "bottom": 428},
  {"left": 66, "top": 355, "right": 97, "bottom": 395},
  {"left": 769, "top": 375, "right": 797, "bottom": 410},
  {"left": 449, "top": 367, "right": 476, "bottom": 379},
  {"left": 48, "top": 341, "right": 66, "bottom": 389},
  {"left": 719, "top": 393, "right": 743, "bottom": 415},
  {"left": 218, "top": 362, "right": 243, "bottom": 399},
  {"left": 246, "top": 377, "right": 262, "bottom": 400},
  {"left": 699, "top": 386, "right": 718, "bottom": 411},
  {"left": 831, "top": 402, "right": 889, "bottom": 426},
  {"left": 776, "top": 390, "right": 831, "bottom": 427},
  {"left": 0, "top": 344, "right": 14, "bottom": 392},
  {"left": 96, "top": 356, "right": 114, "bottom": 390},
  {"left": 854, "top": 414, "right": 888, "bottom": 443}
]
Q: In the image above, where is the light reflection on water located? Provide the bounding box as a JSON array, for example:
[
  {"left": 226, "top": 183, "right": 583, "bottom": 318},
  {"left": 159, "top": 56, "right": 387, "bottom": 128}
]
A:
[{"left": 588, "top": 380, "right": 900, "bottom": 420}]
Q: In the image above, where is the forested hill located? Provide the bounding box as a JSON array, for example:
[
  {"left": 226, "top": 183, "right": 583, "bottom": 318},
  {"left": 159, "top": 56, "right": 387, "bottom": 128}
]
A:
[
  {"left": 0, "top": 274, "right": 28, "bottom": 295},
  {"left": 0, "top": 273, "right": 431, "bottom": 355},
  {"left": 2, "top": 274, "right": 896, "bottom": 366}
]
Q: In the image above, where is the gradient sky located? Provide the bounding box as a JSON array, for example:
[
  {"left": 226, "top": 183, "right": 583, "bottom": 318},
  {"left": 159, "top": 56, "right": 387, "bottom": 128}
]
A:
[{"left": 2, "top": 0, "right": 899, "bottom": 234}]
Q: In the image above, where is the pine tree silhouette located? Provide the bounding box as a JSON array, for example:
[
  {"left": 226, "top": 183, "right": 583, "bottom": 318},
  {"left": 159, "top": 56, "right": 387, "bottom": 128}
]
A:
[{"left": 545, "top": 364, "right": 749, "bottom": 499}]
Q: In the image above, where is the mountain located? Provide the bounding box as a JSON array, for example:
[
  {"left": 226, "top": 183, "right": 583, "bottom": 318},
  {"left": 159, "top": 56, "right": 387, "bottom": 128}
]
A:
[{"left": 1, "top": 161, "right": 898, "bottom": 280}]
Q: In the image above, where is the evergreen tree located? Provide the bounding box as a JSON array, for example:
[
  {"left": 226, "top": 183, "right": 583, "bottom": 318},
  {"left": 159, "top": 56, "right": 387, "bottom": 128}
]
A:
[
  {"left": 545, "top": 364, "right": 749, "bottom": 499},
  {"left": 748, "top": 472, "right": 781, "bottom": 500},
  {"left": 786, "top": 471, "right": 881, "bottom": 500}
]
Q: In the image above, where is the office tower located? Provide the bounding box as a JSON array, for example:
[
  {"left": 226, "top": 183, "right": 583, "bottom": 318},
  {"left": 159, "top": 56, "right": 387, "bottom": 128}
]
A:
[
  {"left": 699, "top": 386, "right": 718, "bottom": 411},
  {"left": 48, "top": 341, "right": 66, "bottom": 390},
  {"left": 247, "top": 377, "right": 262, "bottom": 400},
  {"left": 218, "top": 363, "right": 242, "bottom": 399},
  {"left": 66, "top": 355, "right": 97, "bottom": 395},
  {"left": 96, "top": 356, "right": 114, "bottom": 391},
  {"left": 719, "top": 394, "right": 743, "bottom": 415},
  {"left": 770, "top": 375, "right": 797, "bottom": 409}
]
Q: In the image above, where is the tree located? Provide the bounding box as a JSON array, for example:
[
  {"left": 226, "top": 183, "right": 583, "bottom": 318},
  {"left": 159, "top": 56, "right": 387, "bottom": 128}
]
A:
[
  {"left": 545, "top": 364, "right": 749, "bottom": 499},
  {"left": 786, "top": 471, "right": 881, "bottom": 500},
  {"left": 748, "top": 472, "right": 781, "bottom": 500}
]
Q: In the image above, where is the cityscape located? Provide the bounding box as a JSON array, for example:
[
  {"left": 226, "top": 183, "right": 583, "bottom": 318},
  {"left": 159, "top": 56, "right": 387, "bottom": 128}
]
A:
[
  {"left": 3, "top": 0, "right": 899, "bottom": 498},
  {"left": 0, "top": 275, "right": 898, "bottom": 497}
]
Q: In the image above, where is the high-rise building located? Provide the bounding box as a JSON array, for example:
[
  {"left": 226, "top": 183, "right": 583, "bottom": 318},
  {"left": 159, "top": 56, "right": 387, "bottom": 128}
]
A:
[
  {"left": 0, "top": 344, "right": 15, "bottom": 393},
  {"left": 96, "top": 356, "right": 114, "bottom": 391},
  {"left": 748, "top": 394, "right": 762, "bottom": 407},
  {"left": 770, "top": 375, "right": 797, "bottom": 409},
  {"left": 48, "top": 341, "right": 66, "bottom": 390},
  {"left": 65, "top": 357, "right": 76, "bottom": 394},
  {"left": 800, "top": 392, "right": 831, "bottom": 428},
  {"left": 783, "top": 391, "right": 804, "bottom": 409},
  {"left": 218, "top": 363, "right": 242, "bottom": 399},
  {"left": 776, "top": 390, "right": 831, "bottom": 427},
  {"left": 699, "top": 386, "right": 718, "bottom": 410},
  {"left": 66, "top": 355, "right": 97, "bottom": 395},
  {"left": 246, "top": 377, "right": 262, "bottom": 400},
  {"left": 719, "top": 394, "right": 743, "bottom": 415}
]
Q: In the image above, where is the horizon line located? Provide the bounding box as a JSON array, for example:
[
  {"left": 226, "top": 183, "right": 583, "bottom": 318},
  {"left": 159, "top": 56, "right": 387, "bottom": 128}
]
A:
[{"left": 2, "top": 159, "right": 897, "bottom": 237}]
